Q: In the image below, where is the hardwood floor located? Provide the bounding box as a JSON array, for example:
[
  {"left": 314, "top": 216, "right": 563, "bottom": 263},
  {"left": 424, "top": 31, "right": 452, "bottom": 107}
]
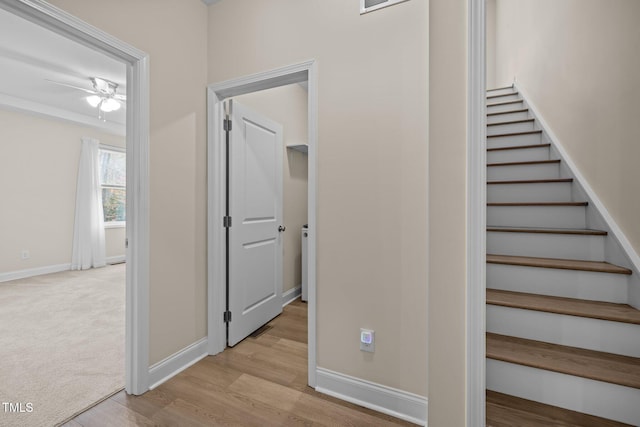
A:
[
  {"left": 487, "top": 391, "right": 632, "bottom": 427},
  {"left": 64, "top": 299, "right": 413, "bottom": 426}
]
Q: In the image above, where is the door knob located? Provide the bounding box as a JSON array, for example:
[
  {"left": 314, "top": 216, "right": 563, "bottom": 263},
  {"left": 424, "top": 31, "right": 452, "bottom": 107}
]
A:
[{"left": 278, "top": 225, "right": 286, "bottom": 232}]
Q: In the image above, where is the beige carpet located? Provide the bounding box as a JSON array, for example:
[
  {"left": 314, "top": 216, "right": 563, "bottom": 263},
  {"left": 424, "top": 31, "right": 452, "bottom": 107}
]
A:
[{"left": 0, "top": 264, "right": 125, "bottom": 427}]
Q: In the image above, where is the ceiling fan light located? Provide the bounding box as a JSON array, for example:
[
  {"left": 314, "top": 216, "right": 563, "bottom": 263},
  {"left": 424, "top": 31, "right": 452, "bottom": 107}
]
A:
[
  {"left": 100, "top": 98, "right": 121, "bottom": 112},
  {"left": 86, "top": 95, "right": 102, "bottom": 108}
]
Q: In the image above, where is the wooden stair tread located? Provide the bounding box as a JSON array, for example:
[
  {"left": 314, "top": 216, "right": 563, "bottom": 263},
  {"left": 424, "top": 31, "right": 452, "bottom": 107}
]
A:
[
  {"left": 488, "top": 99, "right": 524, "bottom": 107},
  {"left": 487, "top": 333, "right": 640, "bottom": 389},
  {"left": 487, "top": 159, "right": 559, "bottom": 167},
  {"left": 488, "top": 130, "right": 542, "bottom": 138},
  {"left": 487, "top": 254, "right": 632, "bottom": 275},
  {"left": 488, "top": 201, "right": 587, "bottom": 206},
  {"left": 487, "top": 289, "right": 640, "bottom": 325},
  {"left": 487, "top": 85, "right": 514, "bottom": 92},
  {"left": 487, "top": 118, "right": 534, "bottom": 127},
  {"left": 488, "top": 178, "right": 573, "bottom": 185},
  {"left": 488, "top": 108, "right": 529, "bottom": 117},
  {"left": 486, "top": 226, "right": 606, "bottom": 236},
  {"left": 487, "top": 92, "right": 520, "bottom": 100},
  {"left": 486, "top": 390, "right": 632, "bottom": 427},
  {"left": 487, "top": 143, "right": 550, "bottom": 152}
]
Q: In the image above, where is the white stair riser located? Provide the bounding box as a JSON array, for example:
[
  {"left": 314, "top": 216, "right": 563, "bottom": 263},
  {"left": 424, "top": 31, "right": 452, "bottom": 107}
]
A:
[
  {"left": 487, "top": 305, "right": 640, "bottom": 357},
  {"left": 487, "top": 133, "right": 542, "bottom": 149},
  {"left": 487, "top": 359, "right": 640, "bottom": 426},
  {"left": 487, "top": 182, "right": 572, "bottom": 203},
  {"left": 487, "top": 101, "right": 525, "bottom": 114},
  {"left": 487, "top": 121, "right": 535, "bottom": 135},
  {"left": 487, "top": 111, "right": 529, "bottom": 124},
  {"left": 487, "top": 146, "right": 550, "bottom": 163},
  {"left": 487, "top": 264, "right": 629, "bottom": 303},
  {"left": 487, "top": 88, "right": 516, "bottom": 96},
  {"left": 486, "top": 93, "right": 521, "bottom": 104},
  {"left": 487, "top": 163, "right": 559, "bottom": 181},
  {"left": 487, "top": 205, "right": 585, "bottom": 228},
  {"left": 487, "top": 231, "right": 604, "bottom": 261}
]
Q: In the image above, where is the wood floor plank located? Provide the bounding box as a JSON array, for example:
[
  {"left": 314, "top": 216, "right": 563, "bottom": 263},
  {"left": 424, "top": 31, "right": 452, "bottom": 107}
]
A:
[
  {"left": 73, "top": 396, "right": 156, "bottom": 427},
  {"left": 487, "top": 390, "right": 632, "bottom": 427},
  {"left": 71, "top": 299, "right": 411, "bottom": 426},
  {"left": 487, "top": 333, "right": 640, "bottom": 389},
  {"left": 487, "top": 289, "right": 640, "bottom": 324},
  {"left": 487, "top": 254, "right": 632, "bottom": 275}
]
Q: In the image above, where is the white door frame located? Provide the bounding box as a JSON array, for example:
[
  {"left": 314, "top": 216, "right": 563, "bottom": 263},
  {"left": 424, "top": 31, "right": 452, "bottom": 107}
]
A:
[
  {"left": 207, "top": 60, "right": 319, "bottom": 387},
  {"left": 467, "top": 0, "right": 487, "bottom": 424},
  {"left": 0, "top": 0, "right": 151, "bottom": 395}
]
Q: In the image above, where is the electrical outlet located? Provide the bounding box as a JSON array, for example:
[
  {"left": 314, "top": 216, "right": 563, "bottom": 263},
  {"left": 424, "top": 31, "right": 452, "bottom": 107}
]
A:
[
  {"left": 360, "top": 328, "right": 375, "bottom": 353},
  {"left": 21, "top": 250, "right": 30, "bottom": 260}
]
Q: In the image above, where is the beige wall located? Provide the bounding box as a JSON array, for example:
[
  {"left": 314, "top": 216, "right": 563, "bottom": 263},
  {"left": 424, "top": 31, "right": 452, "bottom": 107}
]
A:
[
  {"left": 234, "top": 84, "right": 309, "bottom": 294},
  {"left": 48, "top": 0, "right": 210, "bottom": 365},
  {"left": 0, "top": 109, "right": 125, "bottom": 273},
  {"left": 495, "top": 0, "right": 640, "bottom": 255},
  {"left": 428, "top": 0, "right": 468, "bottom": 425},
  {"left": 486, "top": 0, "right": 496, "bottom": 89},
  {"left": 209, "top": 0, "right": 428, "bottom": 395}
]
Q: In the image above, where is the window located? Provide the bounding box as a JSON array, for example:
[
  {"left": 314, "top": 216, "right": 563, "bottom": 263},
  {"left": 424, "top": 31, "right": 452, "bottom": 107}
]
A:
[
  {"left": 360, "top": 0, "right": 409, "bottom": 14},
  {"left": 99, "top": 147, "right": 126, "bottom": 227}
]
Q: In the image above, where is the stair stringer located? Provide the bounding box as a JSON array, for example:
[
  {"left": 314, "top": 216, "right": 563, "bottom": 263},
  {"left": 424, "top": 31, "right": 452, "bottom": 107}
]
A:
[{"left": 514, "top": 82, "right": 640, "bottom": 309}]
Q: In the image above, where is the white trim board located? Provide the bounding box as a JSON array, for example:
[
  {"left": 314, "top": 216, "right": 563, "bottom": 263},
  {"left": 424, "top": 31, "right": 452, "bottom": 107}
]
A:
[
  {"left": 315, "top": 368, "right": 428, "bottom": 426},
  {"left": 467, "top": 0, "right": 487, "bottom": 424},
  {"left": 148, "top": 337, "right": 208, "bottom": 390},
  {"left": 207, "top": 60, "right": 319, "bottom": 388},
  {"left": 0, "top": 263, "right": 71, "bottom": 283},
  {"left": 0, "top": 0, "right": 151, "bottom": 395},
  {"left": 282, "top": 286, "right": 302, "bottom": 307}
]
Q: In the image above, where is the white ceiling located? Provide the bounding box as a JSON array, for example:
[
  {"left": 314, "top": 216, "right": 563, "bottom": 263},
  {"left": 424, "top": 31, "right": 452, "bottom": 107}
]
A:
[{"left": 0, "top": 8, "right": 127, "bottom": 135}]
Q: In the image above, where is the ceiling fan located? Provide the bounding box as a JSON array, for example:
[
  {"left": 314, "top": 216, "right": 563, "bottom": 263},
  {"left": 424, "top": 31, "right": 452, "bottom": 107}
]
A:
[{"left": 46, "top": 76, "right": 125, "bottom": 121}]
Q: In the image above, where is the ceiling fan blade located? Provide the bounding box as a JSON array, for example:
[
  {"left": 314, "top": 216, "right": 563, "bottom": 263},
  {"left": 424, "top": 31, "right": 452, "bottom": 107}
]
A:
[
  {"left": 44, "top": 79, "right": 97, "bottom": 95},
  {"left": 114, "top": 94, "right": 127, "bottom": 101}
]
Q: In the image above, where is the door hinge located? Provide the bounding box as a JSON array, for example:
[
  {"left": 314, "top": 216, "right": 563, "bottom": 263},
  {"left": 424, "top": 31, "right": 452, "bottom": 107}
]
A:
[
  {"left": 224, "top": 118, "right": 232, "bottom": 131},
  {"left": 223, "top": 216, "right": 232, "bottom": 228},
  {"left": 223, "top": 311, "right": 232, "bottom": 323}
]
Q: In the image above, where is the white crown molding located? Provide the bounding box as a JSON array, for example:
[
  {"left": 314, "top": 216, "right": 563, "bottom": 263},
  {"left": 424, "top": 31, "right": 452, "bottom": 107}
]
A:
[{"left": 0, "top": 92, "right": 126, "bottom": 136}]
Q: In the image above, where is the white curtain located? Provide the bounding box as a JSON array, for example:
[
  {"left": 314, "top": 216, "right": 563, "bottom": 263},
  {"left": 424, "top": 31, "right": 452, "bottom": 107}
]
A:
[{"left": 71, "top": 138, "right": 106, "bottom": 270}]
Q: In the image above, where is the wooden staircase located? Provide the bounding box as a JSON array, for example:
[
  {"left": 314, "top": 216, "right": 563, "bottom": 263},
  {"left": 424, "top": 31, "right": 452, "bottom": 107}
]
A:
[{"left": 485, "top": 85, "right": 640, "bottom": 426}]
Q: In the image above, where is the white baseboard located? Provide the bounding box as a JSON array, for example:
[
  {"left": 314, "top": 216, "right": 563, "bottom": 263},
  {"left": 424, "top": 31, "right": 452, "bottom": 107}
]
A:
[
  {"left": 315, "top": 367, "right": 427, "bottom": 426},
  {"left": 106, "top": 255, "right": 126, "bottom": 265},
  {"left": 282, "top": 285, "right": 302, "bottom": 306},
  {"left": 148, "top": 337, "right": 208, "bottom": 390},
  {"left": 0, "top": 263, "right": 71, "bottom": 283}
]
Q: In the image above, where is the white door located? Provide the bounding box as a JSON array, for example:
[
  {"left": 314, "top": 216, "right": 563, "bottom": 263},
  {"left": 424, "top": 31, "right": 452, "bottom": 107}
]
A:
[{"left": 227, "top": 100, "right": 284, "bottom": 347}]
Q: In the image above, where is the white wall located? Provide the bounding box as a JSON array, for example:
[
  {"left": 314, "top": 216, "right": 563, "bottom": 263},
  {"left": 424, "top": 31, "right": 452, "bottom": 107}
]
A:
[
  {"left": 0, "top": 108, "right": 125, "bottom": 274},
  {"left": 209, "top": 0, "right": 428, "bottom": 396},
  {"left": 494, "top": 0, "right": 640, "bottom": 256},
  {"left": 486, "top": 0, "right": 496, "bottom": 89},
  {"left": 234, "top": 84, "right": 309, "bottom": 294}
]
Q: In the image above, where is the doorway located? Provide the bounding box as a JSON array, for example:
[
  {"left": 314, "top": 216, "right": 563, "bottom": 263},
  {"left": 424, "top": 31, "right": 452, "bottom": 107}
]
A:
[
  {"left": 0, "top": 0, "right": 150, "bottom": 398},
  {"left": 207, "top": 60, "right": 318, "bottom": 387}
]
